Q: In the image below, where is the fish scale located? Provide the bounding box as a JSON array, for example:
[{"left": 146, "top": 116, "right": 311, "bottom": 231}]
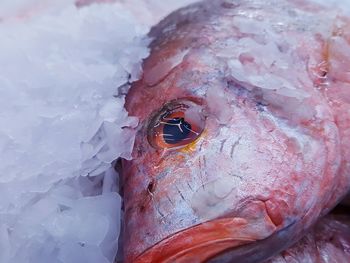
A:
[{"left": 122, "top": 0, "right": 350, "bottom": 262}]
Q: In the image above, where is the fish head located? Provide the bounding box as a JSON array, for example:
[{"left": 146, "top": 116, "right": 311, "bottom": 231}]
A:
[{"left": 122, "top": 0, "right": 343, "bottom": 262}]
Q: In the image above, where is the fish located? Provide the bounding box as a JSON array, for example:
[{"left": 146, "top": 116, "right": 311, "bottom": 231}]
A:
[
  {"left": 121, "top": 0, "right": 350, "bottom": 262},
  {"left": 267, "top": 215, "right": 350, "bottom": 263}
]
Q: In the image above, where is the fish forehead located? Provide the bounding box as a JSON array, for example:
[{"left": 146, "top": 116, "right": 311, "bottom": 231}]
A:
[
  {"left": 128, "top": 0, "right": 335, "bottom": 121},
  {"left": 123, "top": 0, "right": 348, "bottom": 262}
]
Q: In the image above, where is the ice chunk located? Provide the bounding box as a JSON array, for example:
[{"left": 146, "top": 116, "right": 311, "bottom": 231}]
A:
[{"left": 0, "top": 1, "right": 151, "bottom": 262}]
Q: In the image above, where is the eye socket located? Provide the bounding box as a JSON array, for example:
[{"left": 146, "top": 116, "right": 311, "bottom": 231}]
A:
[{"left": 147, "top": 99, "right": 205, "bottom": 149}]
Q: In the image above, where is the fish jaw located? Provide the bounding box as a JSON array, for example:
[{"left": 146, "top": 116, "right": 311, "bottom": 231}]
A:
[
  {"left": 131, "top": 201, "right": 303, "bottom": 263},
  {"left": 133, "top": 206, "right": 278, "bottom": 263}
]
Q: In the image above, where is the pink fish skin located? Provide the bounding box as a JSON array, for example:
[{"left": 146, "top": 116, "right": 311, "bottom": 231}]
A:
[
  {"left": 122, "top": 0, "right": 350, "bottom": 262},
  {"left": 267, "top": 215, "right": 350, "bottom": 263}
]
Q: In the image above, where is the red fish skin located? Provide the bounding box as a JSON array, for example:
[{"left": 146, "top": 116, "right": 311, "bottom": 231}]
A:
[
  {"left": 266, "top": 215, "right": 350, "bottom": 263},
  {"left": 122, "top": 0, "right": 350, "bottom": 262},
  {"left": 321, "top": 15, "right": 350, "bottom": 213}
]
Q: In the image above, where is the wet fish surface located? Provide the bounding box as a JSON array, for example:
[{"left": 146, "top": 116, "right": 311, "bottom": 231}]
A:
[
  {"left": 122, "top": 0, "right": 350, "bottom": 262},
  {"left": 267, "top": 215, "right": 350, "bottom": 263}
]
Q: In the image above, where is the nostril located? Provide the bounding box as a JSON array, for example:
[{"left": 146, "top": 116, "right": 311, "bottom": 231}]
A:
[
  {"left": 139, "top": 204, "right": 146, "bottom": 213},
  {"left": 147, "top": 180, "right": 156, "bottom": 194}
]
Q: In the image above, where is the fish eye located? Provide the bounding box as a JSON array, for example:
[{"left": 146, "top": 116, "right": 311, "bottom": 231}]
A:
[{"left": 147, "top": 99, "right": 205, "bottom": 149}]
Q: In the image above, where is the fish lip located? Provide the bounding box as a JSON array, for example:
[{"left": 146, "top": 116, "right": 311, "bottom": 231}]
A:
[
  {"left": 132, "top": 221, "right": 300, "bottom": 263},
  {"left": 206, "top": 221, "right": 298, "bottom": 263},
  {"left": 131, "top": 217, "right": 270, "bottom": 263}
]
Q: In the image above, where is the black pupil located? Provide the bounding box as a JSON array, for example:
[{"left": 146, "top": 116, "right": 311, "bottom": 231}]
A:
[{"left": 163, "top": 117, "right": 192, "bottom": 144}]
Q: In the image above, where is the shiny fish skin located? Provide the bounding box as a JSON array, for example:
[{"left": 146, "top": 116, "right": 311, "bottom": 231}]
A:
[
  {"left": 122, "top": 0, "right": 350, "bottom": 262},
  {"left": 267, "top": 215, "right": 350, "bottom": 263}
]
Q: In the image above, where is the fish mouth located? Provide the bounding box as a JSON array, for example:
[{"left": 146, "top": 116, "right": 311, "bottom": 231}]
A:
[
  {"left": 132, "top": 217, "right": 253, "bottom": 263},
  {"left": 132, "top": 216, "right": 296, "bottom": 263}
]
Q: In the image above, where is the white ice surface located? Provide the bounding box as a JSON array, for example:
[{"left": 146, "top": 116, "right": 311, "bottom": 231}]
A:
[
  {"left": 0, "top": 2, "right": 147, "bottom": 263},
  {"left": 0, "top": 0, "right": 349, "bottom": 263}
]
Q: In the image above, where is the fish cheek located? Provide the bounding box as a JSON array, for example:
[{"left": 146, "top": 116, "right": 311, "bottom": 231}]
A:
[
  {"left": 188, "top": 108, "right": 304, "bottom": 226},
  {"left": 190, "top": 177, "right": 239, "bottom": 220}
]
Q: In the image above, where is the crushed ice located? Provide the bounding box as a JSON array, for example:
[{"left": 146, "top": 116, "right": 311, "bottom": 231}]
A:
[{"left": 0, "top": 2, "right": 149, "bottom": 263}]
